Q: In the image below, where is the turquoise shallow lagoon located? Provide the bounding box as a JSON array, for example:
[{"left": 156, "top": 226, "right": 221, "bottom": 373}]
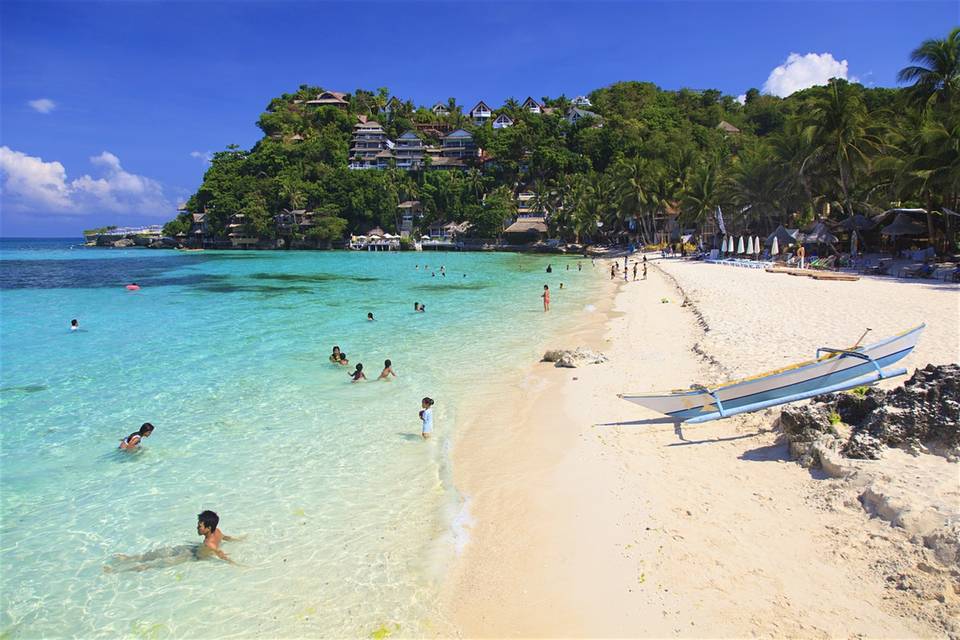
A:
[{"left": 0, "top": 239, "right": 600, "bottom": 638}]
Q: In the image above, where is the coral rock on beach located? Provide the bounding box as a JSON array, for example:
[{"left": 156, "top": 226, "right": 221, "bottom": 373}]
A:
[
  {"left": 112, "top": 238, "right": 135, "bottom": 248},
  {"left": 542, "top": 348, "right": 608, "bottom": 368},
  {"left": 781, "top": 364, "right": 960, "bottom": 462}
]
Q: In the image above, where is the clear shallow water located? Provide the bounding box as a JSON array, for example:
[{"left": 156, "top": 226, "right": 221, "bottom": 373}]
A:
[{"left": 0, "top": 239, "right": 599, "bottom": 638}]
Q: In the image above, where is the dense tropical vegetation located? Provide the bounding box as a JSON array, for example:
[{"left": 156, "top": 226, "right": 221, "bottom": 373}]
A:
[{"left": 165, "top": 28, "right": 959, "bottom": 251}]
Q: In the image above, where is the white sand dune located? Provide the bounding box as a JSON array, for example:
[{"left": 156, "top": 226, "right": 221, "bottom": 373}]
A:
[{"left": 443, "top": 257, "right": 959, "bottom": 638}]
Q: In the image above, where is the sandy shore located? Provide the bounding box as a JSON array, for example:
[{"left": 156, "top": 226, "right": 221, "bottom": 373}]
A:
[{"left": 442, "top": 257, "right": 959, "bottom": 637}]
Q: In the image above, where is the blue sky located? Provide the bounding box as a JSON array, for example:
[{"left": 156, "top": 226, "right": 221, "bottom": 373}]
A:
[{"left": 1, "top": 0, "right": 955, "bottom": 236}]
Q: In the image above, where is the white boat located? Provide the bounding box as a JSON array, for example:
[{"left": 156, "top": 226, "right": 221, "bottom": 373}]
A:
[{"left": 619, "top": 325, "right": 924, "bottom": 424}]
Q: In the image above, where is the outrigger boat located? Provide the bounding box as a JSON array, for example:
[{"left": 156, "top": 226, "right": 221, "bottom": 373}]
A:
[{"left": 619, "top": 324, "right": 924, "bottom": 424}]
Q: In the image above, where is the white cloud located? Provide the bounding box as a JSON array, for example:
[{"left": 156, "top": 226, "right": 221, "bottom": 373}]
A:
[
  {"left": 190, "top": 150, "right": 212, "bottom": 163},
  {"left": 762, "top": 53, "right": 853, "bottom": 98},
  {"left": 0, "top": 146, "right": 172, "bottom": 216},
  {"left": 736, "top": 94, "right": 747, "bottom": 105},
  {"left": 28, "top": 98, "right": 56, "bottom": 114}
]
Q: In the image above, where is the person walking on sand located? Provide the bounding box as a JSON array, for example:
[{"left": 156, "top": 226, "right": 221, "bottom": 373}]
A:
[
  {"left": 797, "top": 245, "right": 806, "bottom": 270},
  {"left": 541, "top": 284, "right": 550, "bottom": 312},
  {"left": 419, "top": 397, "right": 435, "bottom": 440},
  {"left": 624, "top": 256, "right": 628, "bottom": 282},
  {"left": 643, "top": 262, "right": 648, "bottom": 280},
  {"left": 610, "top": 264, "right": 615, "bottom": 280},
  {"left": 633, "top": 262, "right": 638, "bottom": 281},
  {"left": 378, "top": 359, "right": 397, "bottom": 380}
]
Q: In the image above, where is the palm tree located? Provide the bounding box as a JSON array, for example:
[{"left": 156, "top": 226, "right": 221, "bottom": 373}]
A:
[
  {"left": 897, "top": 27, "right": 960, "bottom": 110},
  {"left": 613, "top": 157, "right": 656, "bottom": 242},
  {"left": 726, "top": 142, "right": 784, "bottom": 232},
  {"left": 680, "top": 161, "right": 721, "bottom": 229},
  {"left": 806, "top": 80, "right": 885, "bottom": 217}
]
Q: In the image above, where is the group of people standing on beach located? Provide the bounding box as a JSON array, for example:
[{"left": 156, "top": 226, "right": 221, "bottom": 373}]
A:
[{"left": 611, "top": 255, "right": 647, "bottom": 281}]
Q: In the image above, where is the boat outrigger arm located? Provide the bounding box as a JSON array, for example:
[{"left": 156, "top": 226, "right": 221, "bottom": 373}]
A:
[{"left": 683, "top": 346, "right": 905, "bottom": 424}]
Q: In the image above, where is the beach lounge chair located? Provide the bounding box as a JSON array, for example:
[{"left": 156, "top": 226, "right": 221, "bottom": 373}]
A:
[
  {"left": 813, "top": 256, "right": 836, "bottom": 270},
  {"left": 863, "top": 258, "right": 893, "bottom": 276},
  {"left": 900, "top": 263, "right": 934, "bottom": 279}
]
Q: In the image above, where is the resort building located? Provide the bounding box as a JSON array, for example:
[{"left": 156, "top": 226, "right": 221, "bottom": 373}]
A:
[
  {"left": 469, "top": 101, "right": 493, "bottom": 126},
  {"left": 567, "top": 107, "right": 602, "bottom": 125},
  {"left": 516, "top": 192, "right": 544, "bottom": 216},
  {"left": 503, "top": 216, "right": 548, "bottom": 243},
  {"left": 349, "top": 120, "right": 392, "bottom": 169},
  {"left": 393, "top": 131, "right": 426, "bottom": 170},
  {"left": 190, "top": 213, "right": 207, "bottom": 246},
  {"left": 572, "top": 95, "right": 592, "bottom": 107},
  {"left": 431, "top": 102, "right": 450, "bottom": 116},
  {"left": 397, "top": 200, "right": 423, "bottom": 238},
  {"left": 226, "top": 214, "right": 258, "bottom": 247},
  {"left": 521, "top": 97, "right": 543, "bottom": 113},
  {"left": 441, "top": 129, "right": 477, "bottom": 160},
  {"left": 427, "top": 156, "right": 466, "bottom": 170},
  {"left": 306, "top": 90, "right": 349, "bottom": 109},
  {"left": 493, "top": 114, "right": 514, "bottom": 129},
  {"left": 274, "top": 209, "right": 318, "bottom": 233},
  {"left": 427, "top": 220, "right": 470, "bottom": 240},
  {"left": 717, "top": 120, "right": 741, "bottom": 135},
  {"left": 382, "top": 97, "right": 402, "bottom": 118}
]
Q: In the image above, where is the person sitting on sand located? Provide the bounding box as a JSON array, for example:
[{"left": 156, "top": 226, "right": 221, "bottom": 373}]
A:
[
  {"left": 71, "top": 319, "right": 79, "bottom": 332},
  {"left": 119, "top": 423, "right": 154, "bottom": 450},
  {"left": 330, "top": 346, "right": 342, "bottom": 363},
  {"left": 349, "top": 363, "right": 366, "bottom": 382},
  {"left": 419, "top": 397, "right": 435, "bottom": 439},
  {"left": 378, "top": 359, "right": 397, "bottom": 380}
]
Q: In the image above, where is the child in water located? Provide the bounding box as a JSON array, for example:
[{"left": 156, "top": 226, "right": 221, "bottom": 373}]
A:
[
  {"left": 349, "top": 363, "right": 366, "bottom": 382},
  {"left": 330, "top": 346, "right": 342, "bottom": 363},
  {"left": 70, "top": 319, "right": 79, "bottom": 332},
  {"left": 378, "top": 359, "right": 397, "bottom": 380},
  {"left": 419, "top": 397, "right": 435, "bottom": 439},
  {"left": 338, "top": 353, "right": 350, "bottom": 366},
  {"left": 119, "top": 423, "right": 154, "bottom": 450},
  {"left": 367, "top": 312, "right": 375, "bottom": 321}
]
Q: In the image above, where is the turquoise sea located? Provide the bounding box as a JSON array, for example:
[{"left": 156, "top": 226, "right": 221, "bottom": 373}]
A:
[{"left": 0, "top": 239, "right": 600, "bottom": 638}]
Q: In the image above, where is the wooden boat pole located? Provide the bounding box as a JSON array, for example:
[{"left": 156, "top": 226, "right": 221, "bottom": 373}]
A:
[{"left": 852, "top": 327, "right": 872, "bottom": 348}]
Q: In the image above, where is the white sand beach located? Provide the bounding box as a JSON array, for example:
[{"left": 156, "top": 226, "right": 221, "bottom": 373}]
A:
[{"left": 443, "top": 257, "right": 960, "bottom": 637}]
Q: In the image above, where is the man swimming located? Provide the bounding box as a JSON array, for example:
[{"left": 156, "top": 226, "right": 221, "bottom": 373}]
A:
[{"left": 104, "top": 511, "right": 238, "bottom": 572}]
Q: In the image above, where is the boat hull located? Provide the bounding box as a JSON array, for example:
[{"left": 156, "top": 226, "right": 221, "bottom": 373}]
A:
[{"left": 620, "top": 325, "right": 924, "bottom": 422}]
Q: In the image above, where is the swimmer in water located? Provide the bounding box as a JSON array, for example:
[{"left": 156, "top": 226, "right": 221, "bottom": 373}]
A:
[
  {"left": 367, "top": 312, "right": 374, "bottom": 321},
  {"left": 104, "top": 510, "right": 238, "bottom": 572},
  {"left": 71, "top": 319, "right": 79, "bottom": 332},
  {"left": 119, "top": 423, "right": 154, "bottom": 450},
  {"left": 338, "top": 353, "right": 350, "bottom": 366},
  {"left": 414, "top": 302, "right": 420, "bottom": 312},
  {"left": 542, "top": 284, "right": 550, "bottom": 312},
  {"left": 349, "top": 363, "right": 366, "bottom": 382},
  {"left": 378, "top": 359, "right": 397, "bottom": 380},
  {"left": 330, "top": 346, "right": 342, "bottom": 363}
]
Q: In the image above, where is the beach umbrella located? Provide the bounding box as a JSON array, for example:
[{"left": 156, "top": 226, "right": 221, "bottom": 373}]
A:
[
  {"left": 737, "top": 236, "right": 745, "bottom": 254},
  {"left": 838, "top": 214, "right": 876, "bottom": 231},
  {"left": 802, "top": 222, "right": 838, "bottom": 245},
  {"left": 851, "top": 230, "right": 859, "bottom": 256},
  {"left": 746, "top": 236, "right": 754, "bottom": 254},
  {"left": 753, "top": 236, "right": 761, "bottom": 255},
  {"left": 771, "top": 237, "right": 780, "bottom": 256},
  {"left": 765, "top": 225, "right": 799, "bottom": 248},
  {"left": 881, "top": 213, "right": 927, "bottom": 237},
  {"left": 421, "top": 235, "right": 431, "bottom": 240}
]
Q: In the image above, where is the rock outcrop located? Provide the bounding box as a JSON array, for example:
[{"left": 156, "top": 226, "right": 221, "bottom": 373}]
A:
[
  {"left": 542, "top": 348, "right": 608, "bottom": 368},
  {"left": 112, "top": 238, "right": 135, "bottom": 248},
  {"left": 779, "top": 364, "right": 960, "bottom": 463}
]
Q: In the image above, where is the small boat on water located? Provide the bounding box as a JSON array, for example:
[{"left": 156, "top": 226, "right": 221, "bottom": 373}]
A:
[{"left": 619, "top": 324, "right": 925, "bottom": 424}]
